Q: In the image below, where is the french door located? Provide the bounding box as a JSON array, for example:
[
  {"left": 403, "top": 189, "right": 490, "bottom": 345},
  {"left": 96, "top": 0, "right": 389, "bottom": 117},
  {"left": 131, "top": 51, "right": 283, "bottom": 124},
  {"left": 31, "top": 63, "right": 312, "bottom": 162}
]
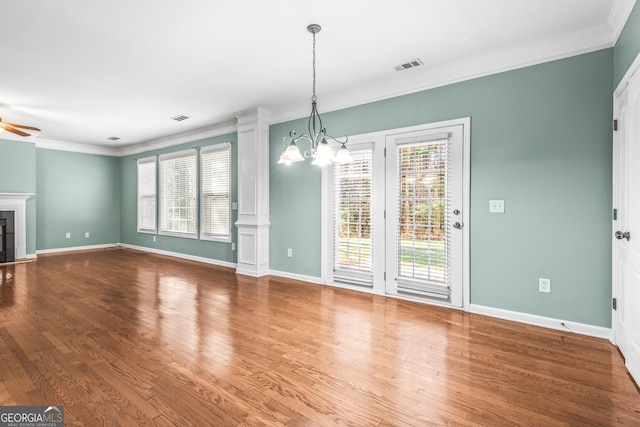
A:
[
  {"left": 324, "top": 118, "right": 469, "bottom": 308},
  {"left": 613, "top": 58, "right": 640, "bottom": 384},
  {"left": 385, "top": 126, "right": 464, "bottom": 306}
]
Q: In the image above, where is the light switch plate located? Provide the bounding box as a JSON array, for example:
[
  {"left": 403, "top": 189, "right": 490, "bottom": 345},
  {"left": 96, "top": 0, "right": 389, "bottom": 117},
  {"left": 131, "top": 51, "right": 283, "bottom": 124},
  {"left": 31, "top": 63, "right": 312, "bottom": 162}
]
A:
[{"left": 489, "top": 199, "right": 505, "bottom": 213}]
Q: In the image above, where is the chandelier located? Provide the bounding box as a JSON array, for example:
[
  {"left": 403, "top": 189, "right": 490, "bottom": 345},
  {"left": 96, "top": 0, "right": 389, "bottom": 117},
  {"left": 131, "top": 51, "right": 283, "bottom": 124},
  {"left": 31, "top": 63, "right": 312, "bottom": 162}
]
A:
[{"left": 278, "top": 24, "right": 353, "bottom": 166}]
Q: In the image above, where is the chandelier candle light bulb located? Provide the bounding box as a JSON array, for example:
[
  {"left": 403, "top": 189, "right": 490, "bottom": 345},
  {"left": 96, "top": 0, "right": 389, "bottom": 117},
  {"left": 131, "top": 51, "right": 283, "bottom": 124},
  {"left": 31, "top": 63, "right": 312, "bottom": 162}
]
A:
[{"left": 279, "top": 24, "right": 353, "bottom": 166}]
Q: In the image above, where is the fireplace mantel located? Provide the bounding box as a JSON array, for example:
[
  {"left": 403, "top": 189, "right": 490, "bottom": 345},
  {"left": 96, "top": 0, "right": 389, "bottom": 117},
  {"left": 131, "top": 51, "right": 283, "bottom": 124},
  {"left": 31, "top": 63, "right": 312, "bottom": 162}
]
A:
[
  {"left": 0, "top": 193, "right": 33, "bottom": 260},
  {"left": 0, "top": 193, "right": 34, "bottom": 201}
]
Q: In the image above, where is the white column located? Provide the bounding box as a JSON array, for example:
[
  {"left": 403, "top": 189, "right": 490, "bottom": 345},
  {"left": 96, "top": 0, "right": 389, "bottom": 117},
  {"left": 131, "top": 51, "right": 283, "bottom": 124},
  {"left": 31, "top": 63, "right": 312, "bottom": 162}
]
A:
[{"left": 235, "top": 108, "right": 270, "bottom": 277}]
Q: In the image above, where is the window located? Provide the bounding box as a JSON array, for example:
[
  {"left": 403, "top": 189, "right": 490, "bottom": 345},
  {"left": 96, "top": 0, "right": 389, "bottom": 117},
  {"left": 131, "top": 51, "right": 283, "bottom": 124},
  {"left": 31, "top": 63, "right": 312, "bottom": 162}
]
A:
[
  {"left": 159, "top": 149, "right": 197, "bottom": 237},
  {"left": 395, "top": 137, "right": 449, "bottom": 293},
  {"left": 137, "top": 156, "right": 157, "bottom": 233},
  {"left": 333, "top": 144, "right": 374, "bottom": 286},
  {"left": 201, "top": 143, "right": 231, "bottom": 241}
]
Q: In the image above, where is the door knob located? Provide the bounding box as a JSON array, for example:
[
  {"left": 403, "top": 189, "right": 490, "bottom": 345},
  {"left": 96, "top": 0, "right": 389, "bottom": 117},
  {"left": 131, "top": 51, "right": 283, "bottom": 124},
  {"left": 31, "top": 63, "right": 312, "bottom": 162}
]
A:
[
  {"left": 453, "top": 222, "right": 463, "bottom": 230},
  {"left": 615, "top": 231, "right": 631, "bottom": 241}
]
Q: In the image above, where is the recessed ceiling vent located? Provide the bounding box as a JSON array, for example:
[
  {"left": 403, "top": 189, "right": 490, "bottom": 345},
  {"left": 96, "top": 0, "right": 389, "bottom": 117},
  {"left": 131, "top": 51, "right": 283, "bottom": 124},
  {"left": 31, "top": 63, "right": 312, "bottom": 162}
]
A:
[
  {"left": 395, "top": 58, "right": 424, "bottom": 71},
  {"left": 171, "top": 115, "right": 190, "bottom": 122},
  {"left": 107, "top": 136, "right": 120, "bottom": 141}
]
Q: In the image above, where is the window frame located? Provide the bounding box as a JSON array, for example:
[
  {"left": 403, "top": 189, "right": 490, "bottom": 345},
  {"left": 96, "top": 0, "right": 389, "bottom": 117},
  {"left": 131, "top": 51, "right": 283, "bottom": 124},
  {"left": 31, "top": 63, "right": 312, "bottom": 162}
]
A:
[
  {"left": 137, "top": 156, "right": 157, "bottom": 234},
  {"left": 158, "top": 148, "right": 198, "bottom": 239},
  {"left": 200, "top": 142, "right": 232, "bottom": 242},
  {"left": 332, "top": 142, "right": 375, "bottom": 286}
]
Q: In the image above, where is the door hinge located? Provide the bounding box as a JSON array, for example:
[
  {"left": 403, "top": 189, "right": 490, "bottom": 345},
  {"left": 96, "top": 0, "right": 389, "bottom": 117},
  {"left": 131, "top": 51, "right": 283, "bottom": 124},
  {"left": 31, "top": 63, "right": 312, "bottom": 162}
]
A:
[
  {"left": 613, "top": 208, "right": 618, "bottom": 221},
  {"left": 384, "top": 148, "right": 387, "bottom": 157},
  {"left": 384, "top": 209, "right": 386, "bottom": 219},
  {"left": 384, "top": 272, "right": 386, "bottom": 280},
  {"left": 613, "top": 297, "right": 617, "bottom": 310},
  {"left": 614, "top": 119, "right": 618, "bottom": 131}
]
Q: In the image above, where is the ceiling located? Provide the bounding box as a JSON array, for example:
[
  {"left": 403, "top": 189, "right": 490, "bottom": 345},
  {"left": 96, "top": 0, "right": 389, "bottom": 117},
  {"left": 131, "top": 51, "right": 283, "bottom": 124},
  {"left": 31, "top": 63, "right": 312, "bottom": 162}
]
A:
[{"left": 0, "top": 0, "right": 635, "bottom": 154}]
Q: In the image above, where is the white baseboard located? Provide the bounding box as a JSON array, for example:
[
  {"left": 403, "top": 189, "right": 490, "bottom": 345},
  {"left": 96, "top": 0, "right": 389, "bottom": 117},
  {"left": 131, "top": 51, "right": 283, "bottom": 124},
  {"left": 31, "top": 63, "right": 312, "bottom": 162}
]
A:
[
  {"left": 36, "top": 243, "right": 119, "bottom": 255},
  {"left": 26, "top": 253, "right": 37, "bottom": 259},
  {"left": 119, "top": 243, "right": 237, "bottom": 269},
  {"left": 469, "top": 304, "right": 612, "bottom": 340},
  {"left": 268, "top": 269, "right": 323, "bottom": 285}
]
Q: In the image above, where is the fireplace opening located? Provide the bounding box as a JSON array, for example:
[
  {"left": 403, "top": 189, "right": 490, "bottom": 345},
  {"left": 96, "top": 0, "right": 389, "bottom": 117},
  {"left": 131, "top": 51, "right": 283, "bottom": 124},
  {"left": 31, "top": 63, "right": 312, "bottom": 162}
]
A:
[{"left": 0, "top": 211, "right": 15, "bottom": 263}]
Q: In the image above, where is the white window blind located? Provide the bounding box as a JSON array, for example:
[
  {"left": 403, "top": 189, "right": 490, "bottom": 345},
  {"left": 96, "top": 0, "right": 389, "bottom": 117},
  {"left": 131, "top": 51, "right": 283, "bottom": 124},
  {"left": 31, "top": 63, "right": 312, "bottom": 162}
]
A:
[
  {"left": 200, "top": 143, "right": 231, "bottom": 241},
  {"left": 396, "top": 137, "right": 450, "bottom": 299},
  {"left": 137, "top": 156, "right": 157, "bottom": 233},
  {"left": 159, "top": 149, "right": 197, "bottom": 236},
  {"left": 333, "top": 145, "right": 374, "bottom": 286}
]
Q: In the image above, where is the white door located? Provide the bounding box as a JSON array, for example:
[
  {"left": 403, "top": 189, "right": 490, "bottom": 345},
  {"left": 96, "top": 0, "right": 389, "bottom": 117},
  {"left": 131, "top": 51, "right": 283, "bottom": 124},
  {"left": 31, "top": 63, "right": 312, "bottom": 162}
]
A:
[
  {"left": 613, "top": 62, "right": 640, "bottom": 383},
  {"left": 385, "top": 124, "right": 465, "bottom": 307}
]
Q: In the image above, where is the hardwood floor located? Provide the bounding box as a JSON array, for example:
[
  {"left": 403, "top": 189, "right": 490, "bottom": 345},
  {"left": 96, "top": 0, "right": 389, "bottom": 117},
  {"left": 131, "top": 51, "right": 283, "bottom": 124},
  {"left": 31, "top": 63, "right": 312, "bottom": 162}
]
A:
[{"left": 0, "top": 248, "right": 638, "bottom": 426}]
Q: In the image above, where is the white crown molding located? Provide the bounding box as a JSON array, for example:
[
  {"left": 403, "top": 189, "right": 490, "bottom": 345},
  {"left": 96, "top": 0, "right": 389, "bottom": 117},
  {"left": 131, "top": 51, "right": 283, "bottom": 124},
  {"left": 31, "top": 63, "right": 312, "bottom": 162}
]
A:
[
  {"left": 23, "top": 2, "right": 637, "bottom": 155},
  {"left": 32, "top": 120, "right": 238, "bottom": 157},
  {"left": 269, "top": 26, "right": 616, "bottom": 125},
  {"left": 117, "top": 119, "right": 237, "bottom": 157},
  {"left": 35, "top": 138, "right": 121, "bottom": 156},
  {"left": 609, "top": 0, "right": 637, "bottom": 43},
  {"left": 0, "top": 133, "right": 36, "bottom": 144}
]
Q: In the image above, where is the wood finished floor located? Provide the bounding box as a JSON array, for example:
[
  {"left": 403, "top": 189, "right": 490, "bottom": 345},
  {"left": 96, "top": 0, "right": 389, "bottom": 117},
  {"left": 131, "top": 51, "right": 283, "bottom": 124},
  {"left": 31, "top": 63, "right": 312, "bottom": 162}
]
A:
[{"left": 0, "top": 248, "right": 638, "bottom": 426}]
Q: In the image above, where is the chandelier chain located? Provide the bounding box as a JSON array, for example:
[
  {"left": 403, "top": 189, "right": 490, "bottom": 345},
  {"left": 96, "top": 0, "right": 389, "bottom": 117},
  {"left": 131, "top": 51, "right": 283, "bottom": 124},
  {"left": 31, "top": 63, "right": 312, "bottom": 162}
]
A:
[{"left": 312, "top": 31, "right": 317, "bottom": 102}]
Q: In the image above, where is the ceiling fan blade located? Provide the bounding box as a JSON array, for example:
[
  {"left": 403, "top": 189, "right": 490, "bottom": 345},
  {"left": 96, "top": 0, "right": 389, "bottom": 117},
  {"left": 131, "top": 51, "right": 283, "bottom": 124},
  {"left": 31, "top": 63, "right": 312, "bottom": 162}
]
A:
[
  {"left": 6, "top": 123, "right": 40, "bottom": 131},
  {"left": 3, "top": 125, "right": 31, "bottom": 137}
]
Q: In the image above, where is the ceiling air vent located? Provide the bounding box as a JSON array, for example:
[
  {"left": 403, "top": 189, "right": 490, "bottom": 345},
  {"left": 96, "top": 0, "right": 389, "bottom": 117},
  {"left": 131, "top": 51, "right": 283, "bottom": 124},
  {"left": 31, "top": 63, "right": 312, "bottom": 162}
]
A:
[
  {"left": 395, "top": 58, "right": 424, "bottom": 72},
  {"left": 107, "top": 136, "right": 120, "bottom": 141},
  {"left": 171, "top": 115, "right": 190, "bottom": 122}
]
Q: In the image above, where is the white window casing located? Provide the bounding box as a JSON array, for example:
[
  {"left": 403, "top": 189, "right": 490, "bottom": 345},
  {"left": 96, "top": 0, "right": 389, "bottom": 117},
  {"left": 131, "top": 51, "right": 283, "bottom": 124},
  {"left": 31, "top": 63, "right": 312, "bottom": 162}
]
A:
[
  {"left": 158, "top": 149, "right": 198, "bottom": 238},
  {"left": 137, "top": 156, "right": 157, "bottom": 234},
  {"left": 332, "top": 143, "right": 375, "bottom": 287},
  {"left": 200, "top": 142, "right": 232, "bottom": 242}
]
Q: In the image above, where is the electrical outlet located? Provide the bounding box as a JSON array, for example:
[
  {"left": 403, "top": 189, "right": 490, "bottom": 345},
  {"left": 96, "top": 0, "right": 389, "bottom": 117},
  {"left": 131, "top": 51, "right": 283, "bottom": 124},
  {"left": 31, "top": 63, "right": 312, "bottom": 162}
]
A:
[
  {"left": 287, "top": 248, "right": 293, "bottom": 258},
  {"left": 539, "top": 278, "right": 551, "bottom": 293},
  {"left": 65, "top": 232, "right": 71, "bottom": 239},
  {"left": 153, "top": 235, "right": 157, "bottom": 242},
  {"left": 231, "top": 242, "right": 236, "bottom": 251},
  {"left": 489, "top": 199, "right": 505, "bottom": 213},
  {"left": 85, "top": 232, "right": 90, "bottom": 238}
]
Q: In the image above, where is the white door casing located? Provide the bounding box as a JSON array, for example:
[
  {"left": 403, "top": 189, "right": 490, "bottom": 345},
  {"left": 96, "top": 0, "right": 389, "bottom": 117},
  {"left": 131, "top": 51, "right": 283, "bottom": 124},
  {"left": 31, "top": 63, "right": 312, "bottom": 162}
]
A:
[
  {"left": 322, "top": 118, "right": 470, "bottom": 310},
  {"left": 613, "top": 54, "right": 640, "bottom": 384}
]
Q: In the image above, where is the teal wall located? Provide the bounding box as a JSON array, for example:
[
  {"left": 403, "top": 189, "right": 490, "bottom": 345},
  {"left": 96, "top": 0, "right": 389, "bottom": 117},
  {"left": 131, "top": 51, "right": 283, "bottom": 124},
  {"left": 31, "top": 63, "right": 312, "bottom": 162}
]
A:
[
  {"left": 270, "top": 49, "right": 614, "bottom": 327},
  {"left": 119, "top": 133, "right": 237, "bottom": 264},
  {"left": 6, "top": 10, "right": 639, "bottom": 328},
  {"left": 36, "top": 148, "right": 120, "bottom": 250},
  {"left": 614, "top": 2, "right": 640, "bottom": 86},
  {"left": 0, "top": 139, "right": 37, "bottom": 255}
]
